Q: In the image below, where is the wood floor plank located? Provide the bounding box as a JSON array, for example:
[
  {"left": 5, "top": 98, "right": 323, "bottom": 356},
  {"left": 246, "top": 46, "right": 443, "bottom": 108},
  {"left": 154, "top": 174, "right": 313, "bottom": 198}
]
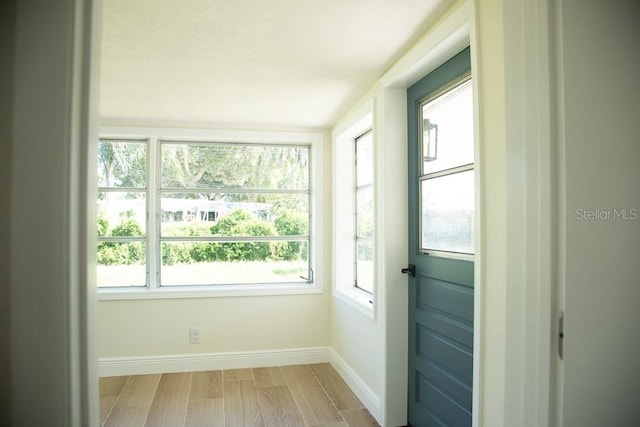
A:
[
  {"left": 100, "top": 376, "right": 129, "bottom": 397},
  {"left": 145, "top": 372, "right": 192, "bottom": 427},
  {"left": 281, "top": 365, "right": 342, "bottom": 425},
  {"left": 256, "top": 385, "right": 305, "bottom": 427},
  {"left": 222, "top": 368, "right": 253, "bottom": 381},
  {"left": 253, "top": 367, "right": 286, "bottom": 388},
  {"left": 309, "top": 423, "right": 349, "bottom": 427},
  {"left": 185, "top": 399, "right": 224, "bottom": 427},
  {"left": 190, "top": 370, "right": 223, "bottom": 399},
  {"left": 104, "top": 405, "right": 150, "bottom": 427},
  {"left": 340, "top": 408, "right": 380, "bottom": 427},
  {"left": 224, "top": 379, "right": 265, "bottom": 427},
  {"left": 100, "top": 396, "right": 118, "bottom": 425},
  {"left": 115, "top": 374, "right": 161, "bottom": 407},
  {"left": 309, "top": 364, "right": 363, "bottom": 411}
]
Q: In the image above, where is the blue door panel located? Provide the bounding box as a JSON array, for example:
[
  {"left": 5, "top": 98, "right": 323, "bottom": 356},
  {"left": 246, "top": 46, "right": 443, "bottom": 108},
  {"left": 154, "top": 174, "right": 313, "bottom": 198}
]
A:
[
  {"left": 419, "top": 257, "right": 474, "bottom": 288},
  {"left": 416, "top": 358, "right": 473, "bottom": 409},
  {"left": 415, "top": 309, "right": 473, "bottom": 350},
  {"left": 416, "top": 276, "right": 474, "bottom": 323},
  {"left": 417, "top": 374, "right": 472, "bottom": 426},
  {"left": 416, "top": 325, "right": 473, "bottom": 382}
]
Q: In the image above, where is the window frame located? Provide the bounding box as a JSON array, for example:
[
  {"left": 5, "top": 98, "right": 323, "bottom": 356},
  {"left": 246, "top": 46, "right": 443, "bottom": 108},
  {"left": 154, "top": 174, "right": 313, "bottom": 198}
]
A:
[
  {"left": 97, "top": 127, "right": 324, "bottom": 300},
  {"left": 332, "top": 111, "right": 375, "bottom": 318},
  {"left": 96, "top": 138, "right": 149, "bottom": 288},
  {"left": 354, "top": 129, "right": 374, "bottom": 294},
  {"left": 418, "top": 73, "right": 475, "bottom": 259}
]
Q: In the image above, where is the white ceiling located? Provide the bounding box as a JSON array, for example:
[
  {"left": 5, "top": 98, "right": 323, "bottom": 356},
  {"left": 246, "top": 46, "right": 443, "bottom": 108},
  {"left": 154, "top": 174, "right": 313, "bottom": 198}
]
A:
[{"left": 100, "top": 0, "right": 452, "bottom": 130}]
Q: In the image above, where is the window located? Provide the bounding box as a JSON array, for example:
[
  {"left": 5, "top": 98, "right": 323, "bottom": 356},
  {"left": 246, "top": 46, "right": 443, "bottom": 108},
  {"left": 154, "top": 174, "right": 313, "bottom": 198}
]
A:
[
  {"left": 354, "top": 130, "right": 373, "bottom": 293},
  {"left": 97, "top": 138, "right": 148, "bottom": 287},
  {"left": 420, "top": 75, "right": 474, "bottom": 255},
  {"left": 97, "top": 128, "right": 322, "bottom": 297},
  {"left": 333, "top": 112, "right": 375, "bottom": 316}
]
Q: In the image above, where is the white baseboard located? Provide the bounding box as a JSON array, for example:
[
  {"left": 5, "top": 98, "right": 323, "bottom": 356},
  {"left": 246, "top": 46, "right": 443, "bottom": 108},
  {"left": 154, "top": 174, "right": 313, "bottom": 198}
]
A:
[
  {"left": 329, "top": 349, "right": 383, "bottom": 424},
  {"left": 99, "top": 346, "right": 330, "bottom": 377}
]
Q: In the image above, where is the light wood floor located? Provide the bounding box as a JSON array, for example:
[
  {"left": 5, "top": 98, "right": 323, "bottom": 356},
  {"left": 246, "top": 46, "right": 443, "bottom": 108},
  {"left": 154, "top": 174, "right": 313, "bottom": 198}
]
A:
[{"left": 100, "top": 363, "right": 380, "bottom": 427}]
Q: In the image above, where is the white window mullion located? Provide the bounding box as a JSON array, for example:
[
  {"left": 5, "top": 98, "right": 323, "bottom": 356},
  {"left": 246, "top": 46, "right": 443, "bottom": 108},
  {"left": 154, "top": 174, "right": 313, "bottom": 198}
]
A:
[{"left": 146, "top": 136, "right": 159, "bottom": 289}]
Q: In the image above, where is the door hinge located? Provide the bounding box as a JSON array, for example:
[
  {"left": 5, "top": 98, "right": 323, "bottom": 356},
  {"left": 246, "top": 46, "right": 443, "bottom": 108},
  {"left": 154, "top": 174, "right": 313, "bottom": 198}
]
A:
[{"left": 558, "top": 311, "right": 564, "bottom": 360}]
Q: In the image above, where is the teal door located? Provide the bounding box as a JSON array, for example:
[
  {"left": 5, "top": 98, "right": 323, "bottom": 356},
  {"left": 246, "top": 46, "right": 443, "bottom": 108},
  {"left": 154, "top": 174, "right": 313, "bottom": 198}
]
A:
[{"left": 406, "top": 48, "right": 474, "bottom": 426}]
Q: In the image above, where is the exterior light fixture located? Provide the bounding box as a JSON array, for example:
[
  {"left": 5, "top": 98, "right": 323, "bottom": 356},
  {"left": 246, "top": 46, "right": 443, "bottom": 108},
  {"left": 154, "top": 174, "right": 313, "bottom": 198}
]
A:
[{"left": 422, "top": 118, "right": 438, "bottom": 162}]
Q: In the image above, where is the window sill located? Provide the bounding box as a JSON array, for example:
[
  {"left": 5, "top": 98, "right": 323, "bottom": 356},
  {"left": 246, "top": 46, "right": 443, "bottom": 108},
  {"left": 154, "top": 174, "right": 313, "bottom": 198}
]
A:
[
  {"left": 333, "top": 285, "right": 375, "bottom": 319},
  {"left": 97, "top": 282, "right": 322, "bottom": 301}
]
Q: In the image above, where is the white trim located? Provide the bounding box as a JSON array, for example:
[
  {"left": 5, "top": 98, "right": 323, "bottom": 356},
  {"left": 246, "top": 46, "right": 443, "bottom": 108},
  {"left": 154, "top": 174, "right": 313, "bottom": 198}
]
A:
[
  {"left": 502, "top": 0, "right": 555, "bottom": 425},
  {"left": 79, "top": 0, "right": 102, "bottom": 424},
  {"left": 98, "top": 283, "right": 322, "bottom": 300},
  {"left": 329, "top": 349, "right": 383, "bottom": 425},
  {"left": 99, "top": 347, "right": 330, "bottom": 377},
  {"left": 380, "top": 0, "right": 472, "bottom": 89},
  {"left": 377, "top": 87, "right": 409, "bottom": 427},
  {"left": 469, "top": 3, "right": 482, "bottom": 425},
  {"left": 552, "top": 1, "right": 567, "bottom": 425}
]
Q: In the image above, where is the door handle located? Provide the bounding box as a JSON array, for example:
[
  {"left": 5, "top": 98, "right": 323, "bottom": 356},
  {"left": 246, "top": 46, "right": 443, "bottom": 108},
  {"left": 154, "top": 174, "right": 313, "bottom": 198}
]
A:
[{"left": 401, "top": 264, "right": 416, "bottom": 277}]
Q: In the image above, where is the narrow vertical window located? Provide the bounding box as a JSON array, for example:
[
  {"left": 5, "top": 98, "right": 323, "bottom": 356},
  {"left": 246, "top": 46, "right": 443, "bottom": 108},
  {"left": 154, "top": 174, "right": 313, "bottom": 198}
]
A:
[{"left": 355, "top": 130, "right": 374, "bottom": 293}]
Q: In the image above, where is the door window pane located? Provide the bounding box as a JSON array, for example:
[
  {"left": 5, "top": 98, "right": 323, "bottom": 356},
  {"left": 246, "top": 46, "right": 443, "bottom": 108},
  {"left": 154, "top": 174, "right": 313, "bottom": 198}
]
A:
[
  {"left": 421, "top": 79, "right": 473, "bottom": 175},
  {"left": 421, "top": 170, "right": 474, "bottom": 254}
]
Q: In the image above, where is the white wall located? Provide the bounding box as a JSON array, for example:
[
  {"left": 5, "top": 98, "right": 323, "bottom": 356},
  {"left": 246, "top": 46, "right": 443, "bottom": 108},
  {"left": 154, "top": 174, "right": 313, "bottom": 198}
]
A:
[
  {"left": 98, "top": 294, "right": 330, "bottom": 358},
  {"left": 558, "top": 1, "right": 640, "bottom": 425},
  {"left": 330, "top": 299, "right": 383, "bottom": 391}
]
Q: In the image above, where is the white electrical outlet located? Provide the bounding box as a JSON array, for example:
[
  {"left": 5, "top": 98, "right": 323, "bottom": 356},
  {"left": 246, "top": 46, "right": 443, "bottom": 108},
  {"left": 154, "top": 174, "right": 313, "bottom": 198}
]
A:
[{"left": 189, "top": 327, "right": 201, "bottom": 344}]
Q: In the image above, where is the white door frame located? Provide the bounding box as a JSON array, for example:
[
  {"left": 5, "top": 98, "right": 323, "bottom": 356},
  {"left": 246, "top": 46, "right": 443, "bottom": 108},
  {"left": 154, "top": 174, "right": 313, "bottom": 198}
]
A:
[
  {"left": 489, "top": 0, "right": 557, "bottom": 424},
  {"left": 10, "top": 0, "right": 100, "bottom": 425}
]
